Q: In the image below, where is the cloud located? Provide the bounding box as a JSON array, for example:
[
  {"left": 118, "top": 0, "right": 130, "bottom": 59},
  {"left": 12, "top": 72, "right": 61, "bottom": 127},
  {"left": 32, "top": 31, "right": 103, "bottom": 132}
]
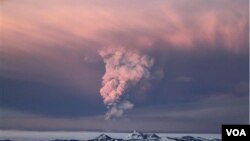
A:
[
  {"left": 99, "top": 47, "right": 154, "bottom": 119},
  {"left": 2, "top": 0, "right": 248, "bottom": 51},
  {"left": 175, "top": 76, "right": 193, "bottom": 82},
  {"left": 1, "top": 0, "right": 247, "bottom": 97},
  {"left": 1, "top": 93, "right": 248, "bottom": 133}
]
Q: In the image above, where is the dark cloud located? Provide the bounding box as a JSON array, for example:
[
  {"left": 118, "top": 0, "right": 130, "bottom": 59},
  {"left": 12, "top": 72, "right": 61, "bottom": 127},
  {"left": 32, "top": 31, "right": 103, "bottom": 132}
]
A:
[
  {"left": 1, "top": 95, "right": 248, "bottom": 133},
  {"left": 132, "top": 48, "right": 249, "bottom": 107},
  {"left": 0, "top": 77, "right": 105, "bottom": 117}
]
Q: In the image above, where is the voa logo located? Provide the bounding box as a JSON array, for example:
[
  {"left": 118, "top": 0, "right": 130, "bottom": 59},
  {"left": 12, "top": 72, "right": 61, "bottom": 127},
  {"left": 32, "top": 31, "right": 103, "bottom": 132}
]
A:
[{"left": 226, "top": 129, "right": 246, "bottom": 136}]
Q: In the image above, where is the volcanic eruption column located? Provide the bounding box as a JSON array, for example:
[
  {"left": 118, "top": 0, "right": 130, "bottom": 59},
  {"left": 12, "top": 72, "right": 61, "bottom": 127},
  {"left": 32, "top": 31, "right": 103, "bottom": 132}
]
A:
[{"left": 99, "top": 47, "right": 154, "bottom": 120}]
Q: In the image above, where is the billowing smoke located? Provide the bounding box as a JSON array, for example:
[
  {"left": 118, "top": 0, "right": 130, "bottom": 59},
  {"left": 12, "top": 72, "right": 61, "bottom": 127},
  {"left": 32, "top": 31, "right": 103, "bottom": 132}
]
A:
[{"left": 99, "top": 47, "right": 154, "bottom": 120}]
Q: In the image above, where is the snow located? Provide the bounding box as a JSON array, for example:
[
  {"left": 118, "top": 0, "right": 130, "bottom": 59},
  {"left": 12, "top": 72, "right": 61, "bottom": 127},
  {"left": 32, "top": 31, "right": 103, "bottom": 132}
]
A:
[
  {"left": 94, "top": 134, "right": 113, "bottom": 141},
  {"left": 125, "top": 130, "right": 145, "bottom": 140},
  {"left": 0, "top": 130, "right": 221, "bottom": 141}
]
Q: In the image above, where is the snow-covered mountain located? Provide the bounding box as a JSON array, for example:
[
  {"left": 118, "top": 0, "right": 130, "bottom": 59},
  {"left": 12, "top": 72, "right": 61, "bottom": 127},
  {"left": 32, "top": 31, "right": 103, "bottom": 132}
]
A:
[
  {"left": 88, "top": 133, "right": 123, "bottom": 141},
  {"left": 125, "top": 130, "right": 145, "bottom": 140},
  {"left": 0, "top": 130, "right": 221, "bottom": 141},
  {"left": 144, "top": 133, "right": 160, "bottom": 140},
  {"left": 166, "top": 136, "right": 221, "bottom": 141},
  {"left": 94, "top": 134, "right": 113, "bottom": 141},
  {"left": 125, "top": 130, "right": 160, "bottom": 140},
  {"left": 87, "top": 131, "right": 221, "bottom": 141}
]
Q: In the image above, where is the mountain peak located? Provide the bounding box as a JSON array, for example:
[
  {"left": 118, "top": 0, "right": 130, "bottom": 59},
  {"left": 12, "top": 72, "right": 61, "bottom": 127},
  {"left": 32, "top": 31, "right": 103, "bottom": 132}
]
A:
[
  {"left": 144, "top": 133, "right": 160, "bottom": 140},
  {"left": 132, "top": 130, "right": 142, "bottom": 134},
  {"left": 125, "top": 130, "right": 145, "bottom": 140},
  {"left": 88, "top": 132, "right": 221, "bottom": 141},
  {"left": 95, "top": 133, "right": 112, "bottom": 140}
]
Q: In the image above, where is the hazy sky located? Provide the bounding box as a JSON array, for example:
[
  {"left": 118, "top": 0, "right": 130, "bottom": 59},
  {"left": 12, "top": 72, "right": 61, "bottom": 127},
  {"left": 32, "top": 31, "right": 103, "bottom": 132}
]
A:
[{"left": 0, "top": 0, "right": 249, "bottom": 133}]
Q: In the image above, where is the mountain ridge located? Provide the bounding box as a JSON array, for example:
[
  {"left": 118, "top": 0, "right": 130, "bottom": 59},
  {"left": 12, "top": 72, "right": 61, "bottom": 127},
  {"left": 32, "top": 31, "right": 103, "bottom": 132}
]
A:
[{"left": 86, "top": 130, "right": 221, "bottom": 141}]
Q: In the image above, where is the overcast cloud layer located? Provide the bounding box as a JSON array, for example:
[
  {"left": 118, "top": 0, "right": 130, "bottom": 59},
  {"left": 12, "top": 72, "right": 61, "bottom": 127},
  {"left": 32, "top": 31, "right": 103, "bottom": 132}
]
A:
[{"left": 0, "top": 0, "right": 249, "bottom": 133}]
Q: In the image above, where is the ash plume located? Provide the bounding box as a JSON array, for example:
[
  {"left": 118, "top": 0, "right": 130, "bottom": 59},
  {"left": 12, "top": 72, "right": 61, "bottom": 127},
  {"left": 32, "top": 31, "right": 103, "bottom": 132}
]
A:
[{"left": 99, "top": 47, "right": 154, "bottom": 120}]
